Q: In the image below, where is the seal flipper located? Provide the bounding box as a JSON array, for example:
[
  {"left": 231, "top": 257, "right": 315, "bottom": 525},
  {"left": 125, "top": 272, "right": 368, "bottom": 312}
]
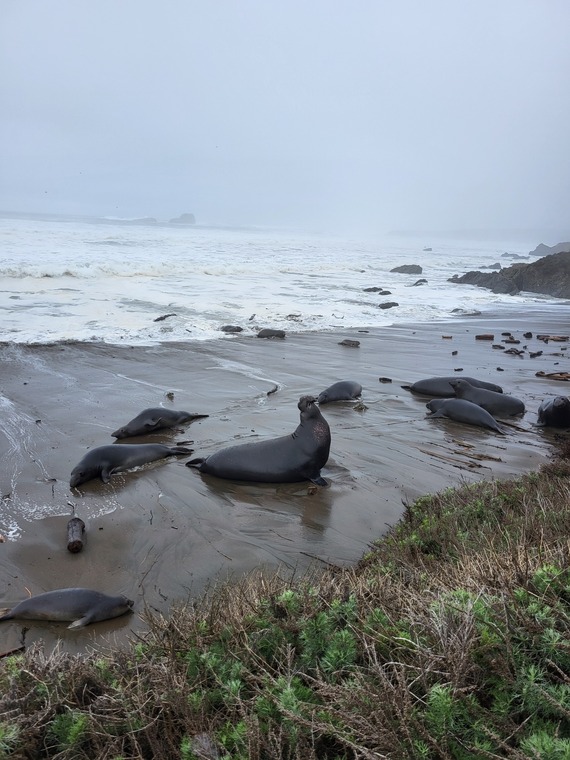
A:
[
  {"left": 68, "top": 615, "right": 91, "bottom": 629},
  {"left": 100, "top": 467, "right": 112, "bottom": 483},
  {"left": 168, "top": 445, "right": 194, "bottom": 455},
  {"left": 310, "top": 476, "right": 328, "bottom": 487},
  {"left": 0, "top": 611, "right": 14, "bottom": 622},
  {"left": 186, "top": 458, "right": 206, "bottom": 469}
]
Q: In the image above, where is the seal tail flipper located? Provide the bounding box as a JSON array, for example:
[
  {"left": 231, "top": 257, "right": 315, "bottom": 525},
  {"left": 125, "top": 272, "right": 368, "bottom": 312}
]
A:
[
  {"left": 168, "top": 446, "right": 194, "bottom": 455},
  {"left": 427, "top": 410, "right": 445, "bottom": 418},
  {"left": 401, "top": 384, "right": 412, "bottom": 391},
  {"left": 310, "top": 476, "right": 328, "bottom": 487},
  {"left": 68, "top": 616, "right": 90, "bottom": 629},
  {"left": 0, "top": 611, "right": 14, "bottom": 622},
  {"left": 186, "top": 458, "right": 206, "bottom": 469}
]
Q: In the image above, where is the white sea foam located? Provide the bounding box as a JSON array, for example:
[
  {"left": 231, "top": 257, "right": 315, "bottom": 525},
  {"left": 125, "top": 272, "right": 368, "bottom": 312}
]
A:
[{"left": 0, "top": 215, "right": 560, "bottom": 345}]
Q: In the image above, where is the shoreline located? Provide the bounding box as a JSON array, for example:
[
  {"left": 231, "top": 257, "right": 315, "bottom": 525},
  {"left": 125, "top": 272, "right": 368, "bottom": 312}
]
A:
[{"left": 0, "top": 309, "right": 568, "bottom": 654}]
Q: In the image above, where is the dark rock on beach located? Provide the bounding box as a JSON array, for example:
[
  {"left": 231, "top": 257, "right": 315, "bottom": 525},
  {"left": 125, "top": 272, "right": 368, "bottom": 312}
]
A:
[
  {"left": 378, "top": 301, "right": 399, "bottom": 310},
  {"left": 449, "top": 249, "right": 570, "bottom": 299},
  {"left": 391, "top": 264, "right": 422, "bottom": 274},
  {"left": 257, "top": 329, "right": 286, "bottom": 339},
  {"left": 220, "top": 325, "right": 243, "bottom": 333}
]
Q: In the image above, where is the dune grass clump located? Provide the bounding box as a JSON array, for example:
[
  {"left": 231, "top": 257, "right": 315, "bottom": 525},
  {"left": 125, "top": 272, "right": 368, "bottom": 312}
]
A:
[{"left": 1, "top": 447, "right": 569, "bottom": 758}]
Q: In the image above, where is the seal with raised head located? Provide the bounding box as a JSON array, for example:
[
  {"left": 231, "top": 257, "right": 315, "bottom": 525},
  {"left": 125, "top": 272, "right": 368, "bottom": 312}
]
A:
[
  {"left": 0, "top": 588, "right": 134, "bottom": 629},
  {"left": 402, "top": 376, "right": 503, "bottom": 398},
  {"left": 187, "top": 395, "right": 331, "bottom": 485},
  {"left": 537, "top": 396, "right": 570, "bottom": 428},
  {"left": 318, "top": 380, "right": 362, "bottom": 404},
  {"left": 426, "top": 398, "right": 504, "bottom": 433},
  {"left": 70, "top": 443, "right": 193, "bottom": 487},
  {"left": 450, "top": 379, "right": 524, "bottom": 417},
  {"left": 112, "top": 407, "right": 209, "bottom": 439}
]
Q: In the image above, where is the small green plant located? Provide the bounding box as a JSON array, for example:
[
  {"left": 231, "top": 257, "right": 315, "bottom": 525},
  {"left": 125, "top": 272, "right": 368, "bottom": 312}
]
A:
[{"left": 49, "top": 710, "right": 88, "bottom": 751}]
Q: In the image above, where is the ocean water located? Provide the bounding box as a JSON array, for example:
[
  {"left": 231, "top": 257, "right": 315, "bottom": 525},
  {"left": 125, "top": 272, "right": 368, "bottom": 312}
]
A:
[{"left": 0, "top": 214, "right": 560, "bottom": 345}]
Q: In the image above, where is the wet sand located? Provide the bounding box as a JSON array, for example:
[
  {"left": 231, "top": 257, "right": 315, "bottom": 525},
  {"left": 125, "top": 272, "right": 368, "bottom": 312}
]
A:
[{"left": 0, "top": 309, "right": 568, "bottom": 654}]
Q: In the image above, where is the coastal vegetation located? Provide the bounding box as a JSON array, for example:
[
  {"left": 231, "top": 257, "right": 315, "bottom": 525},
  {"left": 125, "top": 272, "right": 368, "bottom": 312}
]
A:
[{"left": 1, "top": 443, "right": 569, "bottom": 758}]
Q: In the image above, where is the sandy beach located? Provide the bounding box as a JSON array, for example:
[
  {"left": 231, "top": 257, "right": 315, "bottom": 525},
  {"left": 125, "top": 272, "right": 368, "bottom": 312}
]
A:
[{"left": 0, "top": 308, "right": 568, "bottom": 655}]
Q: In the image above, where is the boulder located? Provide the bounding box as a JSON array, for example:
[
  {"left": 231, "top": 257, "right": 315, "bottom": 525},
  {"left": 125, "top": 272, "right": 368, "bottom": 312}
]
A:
[{"left": 391, "top": 264, "right": 422, "bottom": 274}]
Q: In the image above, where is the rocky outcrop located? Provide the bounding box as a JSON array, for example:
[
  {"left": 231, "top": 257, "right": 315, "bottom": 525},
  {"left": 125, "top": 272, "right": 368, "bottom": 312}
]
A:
[
  {"left": 449, "top": 250, "right": 570, "bottom": 298},
  {"left": 391, "top": 264, "right": 422, "bottom": 274},
  {"left": 530, "top": 241, "right": 570, "bottom": 257},
  {"left": 170, "top": 213, "right": 196, "bottom": 224}
]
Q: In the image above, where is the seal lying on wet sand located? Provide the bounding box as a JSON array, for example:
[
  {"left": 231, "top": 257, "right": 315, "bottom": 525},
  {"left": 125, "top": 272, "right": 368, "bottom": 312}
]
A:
[
  {"left": 403, "top": 376, "right": 503, "bottom": 397},
  {"left": 70, "top": 443, "right": 193, "bottom": 487},
  {"left": 187, "top": 395, "right": 331, "bottom": 485},
  {"left": 112, "top": 407, "right": 209, "bottom": 438},
  {"left": 317, "top": 380, "right": 362, "bottom": 404},
  {"left": 426, "top": 398, "right": 504, "bottom": 433},
  {"left": 537, "top": 396, "right": 570, "bottom": 428},
  {"left": 450, "top": 379, "right": 524, "bottom": 417},
  {"left": 0, "top": 588, "right": 134, "bottom": 629}
]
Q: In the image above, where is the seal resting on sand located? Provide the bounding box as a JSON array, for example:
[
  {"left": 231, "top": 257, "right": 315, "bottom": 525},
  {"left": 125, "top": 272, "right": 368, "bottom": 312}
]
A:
[
  {"left": 317, "top": 380, "right": 362, "bottom": 404},
  {"left": 112, "top": 407, "right": 208, "bottom": 438},
  {"left": 187, "top": 395, "right": 331, "bottom": 485},
  {"left": 537, "top": 396, "right": 570, "bottom": 428},
  {"left": 70, "top": 443, "right": 193, "bottom": 487},
  {"left": 402, "top": 376, "right": 503, "bottom": 398},
  {"left": 426, "top": 398, "right": 504, "bottom": 433},
  {"left": 450, "top": 379, "right": 524, "bottom": 417},
  {"left": 0, "top": 588, "right": 134, "bottom": 629}
]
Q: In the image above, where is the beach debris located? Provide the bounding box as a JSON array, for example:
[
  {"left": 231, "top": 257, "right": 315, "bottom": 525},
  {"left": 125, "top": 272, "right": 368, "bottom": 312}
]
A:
[
  {"left": 220, "top": 325, "right": 243, "bottom": 333},
  {"left": 529, "top": 351, "right": 543, "bottom": 358},
  {"left": 67, "top": 517, "right": 86, "bottom": 553},
  {"left": 475, "top": 334, "right": 494, "bottom": 340},
  {"left": 165, "top": 391, "right": 175, "bottom": 400},
  {"left": 353, "top": 402, "right": 368, "bottom": 412},
  {"left": 257, "top": 328, "right": 285, "bottom": 339},
  {"left": 154, "top": 313, "right": 177, "bottom": 322},
  {"left": 442, "top": 335, "right": 453, "bottom": 339},
  {"left": 536, "top": 371, "right": 570, "bottom": 381},
  {"left": 285, "top": 313, "right": 302, "bottom": 321},
  {"left": 338, "top": 339, "right": 360, "bottom": 347},
  {"left": 267, "top": 385, "right": 279, "bottom": 396},
  {"left": 378, "top": 376, "right": 392, "bottom": 383}
]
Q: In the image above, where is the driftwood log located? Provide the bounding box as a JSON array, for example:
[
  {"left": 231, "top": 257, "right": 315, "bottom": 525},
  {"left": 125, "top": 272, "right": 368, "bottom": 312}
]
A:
[{"left": 67, "top": 517, "right": 86, "bottom": 553}]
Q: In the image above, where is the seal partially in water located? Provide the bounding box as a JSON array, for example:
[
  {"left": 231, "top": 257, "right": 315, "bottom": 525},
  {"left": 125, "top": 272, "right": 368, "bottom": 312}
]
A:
[
  {"left": 403, "top": 376, "right": 503, "bottom": 398},
  {"left": 0, "top": 588, "right": 134, "bottom": 629},
  {"left": 537, "top": 396, "right": 570, "bottom": 428},
  {"left": 450, "top": 379, "right": 524, "bottom": 417},
  {"left": 426, "top": 398, "right": 504, "bottom": 433},
  {"left": 187, "top": 395, "right": 331, "bottom": 485},
  {"left": 317, "top": 380, "right": 362, "bottom": 404},
  {"left": 70, "top": 443, "right": 193, "bottom": 487},
  {"left": 112, "top": 407, "right": 209, "bottom": 438}
]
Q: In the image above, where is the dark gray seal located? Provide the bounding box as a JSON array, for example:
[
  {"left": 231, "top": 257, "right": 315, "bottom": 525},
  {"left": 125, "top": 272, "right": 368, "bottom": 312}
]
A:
[
  {"left": 450, "top": 379, "right": 524, "bottom": 417},
  {"left": 0, "top": 588, "right": 134, "bottom": 629},
  {"left": 187, "top": 395, "right": 330, "bottom": 485},
  {"left": 403, "top": 376, "right": 503, "bottom": 398},
  {"left": 537, "top": 396, "right": 570, "bottom": 428},
  {"left": 426, "top": 398, "right": 504, "bottom": 433},
  {"left": 317, "top": 380, "right": 362, "bottom": 404},
  {"left": 112, "top": 407, "right": 209, "bottom": 438},
  {"left": 70, "top": 443, "right": 193, "bottom": 487}
]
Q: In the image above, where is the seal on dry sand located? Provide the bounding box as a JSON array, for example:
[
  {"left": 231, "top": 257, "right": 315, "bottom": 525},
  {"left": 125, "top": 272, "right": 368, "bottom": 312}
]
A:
[
  {"left": 70, "top": 443, "right": 193, "bottom": 487},
  {"left": 449, "top": 379, "right": 524, "bottom": 417},
  {"left": 426, "top": 398, "right": 504, "bottom": 433},
  {"left": 187, "top": 395, "right": 331, "bottom": 485},
  {"left": 0, "top": 588, "right": 134, "bottom": 629},
  {"left": 402, "top": 375, "right": 503, "bottom": 398},
  {"left": 317, "top": 380, "right": 362, "bottom": 404},
  {"left": 111, "top": 407, "right": 209, "bottom": 438},
  {"left": 537, "top": 396, "right": 570, "bottom": 428}
]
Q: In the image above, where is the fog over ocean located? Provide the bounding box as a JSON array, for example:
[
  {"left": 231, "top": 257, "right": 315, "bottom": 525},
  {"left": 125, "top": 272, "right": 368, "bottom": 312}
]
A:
[{"left": 0, "top": 215, "right": 563, "bottom": 345}]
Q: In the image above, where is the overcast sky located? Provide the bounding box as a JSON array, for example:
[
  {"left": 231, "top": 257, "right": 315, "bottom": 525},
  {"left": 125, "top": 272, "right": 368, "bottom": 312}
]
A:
[{"left": 1, "top": 1, "right": 569, "bottom": 235}]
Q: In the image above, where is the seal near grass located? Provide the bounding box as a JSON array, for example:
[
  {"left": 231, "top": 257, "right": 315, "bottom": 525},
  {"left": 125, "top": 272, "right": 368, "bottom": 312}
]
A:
[
  {"left": 317, "top": 380, "right": 362, "bottom": 404},
  {"left": 0, "top": 588, "right": 134, "bottom": 629},
  {"left": 450, "top": 379, "right": 524, "bottom": 417},
  {"left": 70, "top": 443, "right": 193, "bottom": 487},
  {"left": 537, "top": 396, "right": 570, "bottom": 428},
  {"left": 187, "top": 395, "right": 331, "bottom": 485},
  {"left": 111, "top": 407, "right": 208, "bottom": 438},
  {"left": 426, "top": 398, "right": 504, "bottom": 433}
]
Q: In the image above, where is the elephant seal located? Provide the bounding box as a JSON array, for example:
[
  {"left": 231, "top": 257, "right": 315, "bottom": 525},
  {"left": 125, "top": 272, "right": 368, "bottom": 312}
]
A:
[
  {"left": 426, "top": 398, "right": 504, "bottom": 433},
  {"left": 537, "top": 396, "right": 570, "bottom": 428},
  {"left": 70, "top": 443, "right": 193, "bottom": 487},
  {"left": 112, "top": 407, "right": 209, "bottom": 438},
  {"left": 402, "top": 376, "right": 503, "bottom": 398},
  {"left": 187, "top": 395, "right": 330, "bottom": 485},
  {"left": 318, "top": 380, "right": 362, "bottom": 404},
  {"left": 450, "top": 379, "right": 524, "bottom": 417},
  {"left": 0, "top": 588, "right": 134, "bottom": 629}
]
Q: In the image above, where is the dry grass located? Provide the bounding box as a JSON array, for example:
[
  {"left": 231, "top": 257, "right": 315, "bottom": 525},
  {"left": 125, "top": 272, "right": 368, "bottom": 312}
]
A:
[{"left": 1, "top": 445, "right": 570, "bottom": 759}]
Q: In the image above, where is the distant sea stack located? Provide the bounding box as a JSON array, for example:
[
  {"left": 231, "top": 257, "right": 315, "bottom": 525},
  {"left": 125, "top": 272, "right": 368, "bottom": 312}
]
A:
[{"left": 169, "top": 213, "right": 196, "bottom": 225}]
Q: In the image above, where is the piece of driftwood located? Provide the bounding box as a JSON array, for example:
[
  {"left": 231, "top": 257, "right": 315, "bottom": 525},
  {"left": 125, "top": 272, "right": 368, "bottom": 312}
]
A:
[{"left": 67, "top": 517, "right": 86, "bottom": 553}]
